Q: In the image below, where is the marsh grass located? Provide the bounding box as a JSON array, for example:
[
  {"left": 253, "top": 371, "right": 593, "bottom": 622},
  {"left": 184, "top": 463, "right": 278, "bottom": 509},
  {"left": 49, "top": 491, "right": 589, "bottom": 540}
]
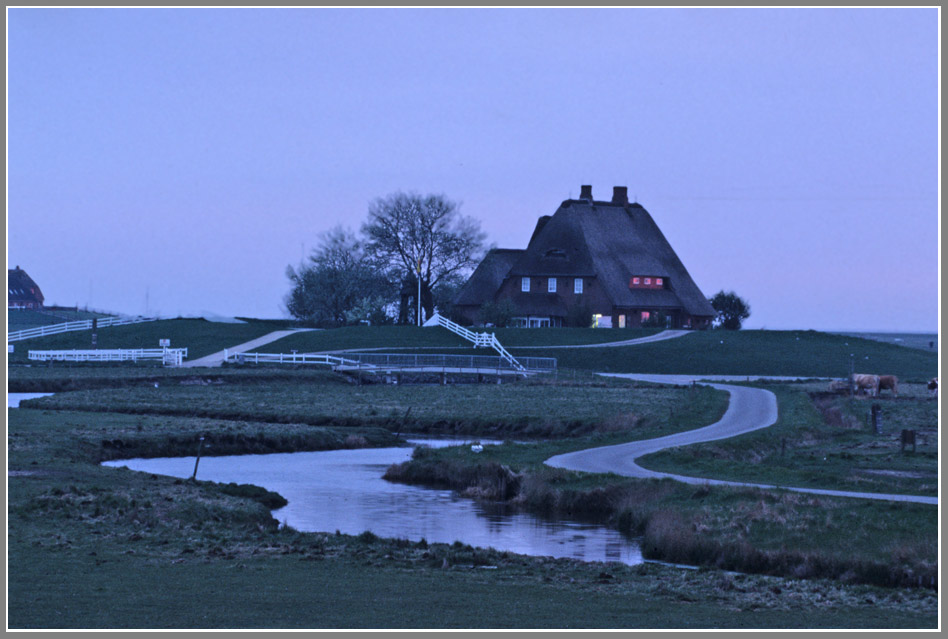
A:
[
  {"left": 22, "top": 376, "right": 728, "bottom": 439},
  {"left": 7, "top": 406, "right": 937, "bottom": 628}
]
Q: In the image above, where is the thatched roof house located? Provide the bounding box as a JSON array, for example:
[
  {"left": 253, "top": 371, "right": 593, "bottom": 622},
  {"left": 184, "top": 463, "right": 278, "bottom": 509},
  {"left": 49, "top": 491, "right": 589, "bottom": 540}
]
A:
[
  {"left": 453, "top": 185, "right": 715, "bottom": 329},
  {"left": 8, "top": 266, "right": 45, "bottom": 309}
]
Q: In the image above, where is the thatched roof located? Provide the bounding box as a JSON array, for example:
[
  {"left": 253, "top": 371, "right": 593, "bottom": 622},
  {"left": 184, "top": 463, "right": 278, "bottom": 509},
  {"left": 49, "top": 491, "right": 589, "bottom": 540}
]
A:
[
  {"left": 455, "top": 189, "right": 716, "bottom": 318},
  {"left": 453, "top": 248, "right": 523, "bottom": 306},
  {"left": 509, "top": 198, "right": 715, "bottom": 316}
]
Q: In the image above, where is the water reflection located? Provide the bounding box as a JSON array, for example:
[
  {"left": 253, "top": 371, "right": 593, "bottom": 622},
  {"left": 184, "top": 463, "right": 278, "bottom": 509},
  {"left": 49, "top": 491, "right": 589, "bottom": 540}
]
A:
[
  {"left": 8, "top": 393, "right": 54, "bottom": 408},
  {"left": 103, "top": 442, "right": 643, "bottom": 566}
]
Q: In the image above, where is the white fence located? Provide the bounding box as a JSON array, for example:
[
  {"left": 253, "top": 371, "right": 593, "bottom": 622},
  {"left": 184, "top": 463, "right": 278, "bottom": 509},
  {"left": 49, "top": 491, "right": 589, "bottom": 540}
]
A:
[
  {"left": 28, "top": 348, "right": 188, "bottom": 367},
  {"left": 223, "top": 350, "right": 554, "bottom": 376},
  {"left": 9, "top": 315, "right": 160, "bottom": 342},
  {"left": 422, "top": 313, "right": 525, "bottom": 372},
  {"left": 222, "top": 351, "right": 360, "bottom": 367}
]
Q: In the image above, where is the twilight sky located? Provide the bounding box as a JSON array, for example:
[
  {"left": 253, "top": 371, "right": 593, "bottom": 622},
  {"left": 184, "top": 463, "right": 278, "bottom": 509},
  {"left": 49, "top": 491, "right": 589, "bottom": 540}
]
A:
[{"left": 8, "top": 8, "right": 939, "bottom": 331}]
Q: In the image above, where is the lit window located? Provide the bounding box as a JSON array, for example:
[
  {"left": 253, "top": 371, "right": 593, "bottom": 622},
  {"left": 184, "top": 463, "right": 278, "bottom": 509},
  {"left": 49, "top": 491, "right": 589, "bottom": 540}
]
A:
[
  {"left": 641, "top": 311, "right": 650, "bottom": 321},
  {"left": 644, "top": 278, "right": 651, "bottom": 285},
  {"left": 522, "top": 277, "right": 530, "bottom": 292},
  {"left": 656, "top": 278, "right": 663, "bottom": 287},
  {"left": 618, "top": 314, "right": 626, "bottom": 328},
  {"left": 548, "top": 278, "right": 557, "bottom": 293},
  {"left": 632, "top": 277, "right": 640, "bottom": 286},
  {"left": 574, "top": 278, "right": 583, "bottom": 294}
]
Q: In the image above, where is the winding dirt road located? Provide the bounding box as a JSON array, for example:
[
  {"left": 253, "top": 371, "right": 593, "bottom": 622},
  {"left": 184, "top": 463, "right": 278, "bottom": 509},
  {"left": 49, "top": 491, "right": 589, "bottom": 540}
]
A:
[{"left": 545, "top": 374, "right": 937, "bottom": 505}]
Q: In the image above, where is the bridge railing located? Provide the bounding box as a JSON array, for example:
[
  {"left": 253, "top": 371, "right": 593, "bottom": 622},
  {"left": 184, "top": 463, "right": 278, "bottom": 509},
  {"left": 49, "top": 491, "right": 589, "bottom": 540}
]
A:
[
  {"left": 339, "top": 352, "right": 554, "bottom": 372},
  {"left": 422, "top": 313, "right": 525, "bottom": 371},
  {"left": 9, "top": 315, "right": 160, "bottom": 342},
  {"left": 221, "top": 351, "right": 362, "bottom": 367},
  {"left": 28, "top": 347, "right": 188, "bottom": 366}
]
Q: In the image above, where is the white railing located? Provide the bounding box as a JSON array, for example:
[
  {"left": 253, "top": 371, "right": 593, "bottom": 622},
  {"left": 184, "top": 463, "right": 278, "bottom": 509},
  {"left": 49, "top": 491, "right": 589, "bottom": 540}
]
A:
[
  {"left": 9, "top": 315, "right": 160, "bottom": 342},
  {"left": 28, "top": 347, "right": 188, "bottom": 367},
  {"left": 221, "top": 350, "right": 363, "bottom": 367},
  {"left": 423, "top": 313, "right": 526, "bottom": 372}
]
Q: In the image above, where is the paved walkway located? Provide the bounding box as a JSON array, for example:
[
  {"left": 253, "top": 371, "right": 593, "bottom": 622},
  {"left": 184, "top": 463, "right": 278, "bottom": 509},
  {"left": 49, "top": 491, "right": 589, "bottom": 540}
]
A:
[
  {"left": 311, "top": 328, "right": 692, "bottom": 355},
  {"left": 181, "top": 329, "right": 316, "bottom": 368},
  {"left": 545, "top": 373, "right": 937, "bottom": 505},
  {"left": 535, "top": 329, "right": 692, "bottom": 349}
]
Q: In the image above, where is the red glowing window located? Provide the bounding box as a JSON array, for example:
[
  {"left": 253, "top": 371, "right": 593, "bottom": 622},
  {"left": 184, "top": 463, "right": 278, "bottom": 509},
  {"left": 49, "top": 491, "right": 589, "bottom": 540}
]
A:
[
  {"left": 655, "top": 278, "right": 663, "bottom": 287},
  {"left": 632, "top": 277, "right": 640, "bottom": 286},
  {"left": 644, "top": 278, "right": 651, "bottom": 285}
]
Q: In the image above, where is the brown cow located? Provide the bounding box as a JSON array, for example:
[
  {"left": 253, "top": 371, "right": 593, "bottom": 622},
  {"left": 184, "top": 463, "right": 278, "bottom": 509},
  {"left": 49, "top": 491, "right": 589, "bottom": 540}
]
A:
[
  {"left": 852, "top": 374, "right": 880, "bottom": 397},
  {"left": 878, "top": 375, "right": 899, "bottom": 397}
]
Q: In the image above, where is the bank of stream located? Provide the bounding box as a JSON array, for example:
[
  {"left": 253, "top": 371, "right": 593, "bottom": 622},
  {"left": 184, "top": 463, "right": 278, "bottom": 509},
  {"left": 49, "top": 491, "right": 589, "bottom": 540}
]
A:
[{"left": 102, "top": 440, "right": 644, "bottom": 566}]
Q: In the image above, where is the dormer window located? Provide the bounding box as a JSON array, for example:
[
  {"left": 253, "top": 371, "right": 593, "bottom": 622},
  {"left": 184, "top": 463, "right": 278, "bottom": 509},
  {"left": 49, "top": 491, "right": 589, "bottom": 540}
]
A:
[
  {"left": 655, "top": 278, "right": 663, "bottom": 287},
  {"left": 521, "top": 277, "right": 530, "bottom": 292},
  {"left": 544, "top": 248, "right": 567, "bottom": 259},
  {"left": 644, "top": 278, "right": 651, "bottom": 285},
  {"left": 632, "top": 277, "right": 640, "bottom": 286}
]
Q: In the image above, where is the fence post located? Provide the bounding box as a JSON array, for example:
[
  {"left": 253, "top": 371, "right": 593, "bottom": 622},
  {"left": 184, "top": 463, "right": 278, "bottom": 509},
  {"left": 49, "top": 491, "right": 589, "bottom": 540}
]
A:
[{"left": 871, "top": 404, "right": 882, "bottom": 434}]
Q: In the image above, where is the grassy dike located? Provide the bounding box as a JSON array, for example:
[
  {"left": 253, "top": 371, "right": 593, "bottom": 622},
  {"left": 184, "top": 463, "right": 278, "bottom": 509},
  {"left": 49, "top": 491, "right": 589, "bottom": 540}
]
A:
[{"left": 7, "top": 406, "right": 937, "bottom": 628}]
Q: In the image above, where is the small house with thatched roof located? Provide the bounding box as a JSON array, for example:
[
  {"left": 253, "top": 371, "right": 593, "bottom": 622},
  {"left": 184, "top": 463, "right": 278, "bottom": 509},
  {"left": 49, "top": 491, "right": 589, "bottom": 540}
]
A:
[
  {"left": 8, "top": 266, "right": 45, "bottom": 309},
  {"left": 453, "top": 185, "right": 715, "bottom": 329}
]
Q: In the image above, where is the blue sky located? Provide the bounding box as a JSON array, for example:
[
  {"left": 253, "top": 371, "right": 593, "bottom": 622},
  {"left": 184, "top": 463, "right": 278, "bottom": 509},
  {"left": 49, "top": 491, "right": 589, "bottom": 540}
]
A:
[{"left": 7, "top": 8, "right": 939, "bottom": 331}]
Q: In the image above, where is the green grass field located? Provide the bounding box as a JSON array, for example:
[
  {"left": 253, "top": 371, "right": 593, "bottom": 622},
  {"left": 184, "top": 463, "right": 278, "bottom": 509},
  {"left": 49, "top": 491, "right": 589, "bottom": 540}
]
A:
[
  {"left": 638, "top": 383, "right": 938, "bottom": 496},
  {"left": 509, "top": 329, "right": 938, "bottom": 380},
  {"left": 8, "top": 318, "right": 291, "bottom": 363},
  {"left": 7, "top": 406, "right": 936, "bottom": 629},
  {"left": 833, "top": 331, "right": 938, "bottom": 352},
  {"left": 18, "top": 375, "right": 728, "bottom": 439},
  {"left": 6, "top": 321, "right": 940, "bottom": 628},
  {"left": 247, "top": 325, "right": 663, "bottom": 353}
]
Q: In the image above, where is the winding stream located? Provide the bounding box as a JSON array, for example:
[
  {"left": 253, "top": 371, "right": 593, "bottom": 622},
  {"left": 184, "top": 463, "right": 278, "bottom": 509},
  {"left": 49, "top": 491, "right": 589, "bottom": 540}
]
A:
[{"left": 103, "top": 440, "right": 644, "bottom": 565}]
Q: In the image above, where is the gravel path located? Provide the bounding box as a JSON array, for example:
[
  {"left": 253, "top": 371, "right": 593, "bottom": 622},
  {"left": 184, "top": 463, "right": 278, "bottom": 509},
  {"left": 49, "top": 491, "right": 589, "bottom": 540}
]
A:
[{"left": 545, "top": 373, "right": 937, "bottom": 505}]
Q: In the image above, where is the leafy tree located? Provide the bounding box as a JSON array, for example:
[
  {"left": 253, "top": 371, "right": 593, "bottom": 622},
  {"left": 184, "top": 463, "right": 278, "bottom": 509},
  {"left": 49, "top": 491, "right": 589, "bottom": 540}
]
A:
[
  {"left": 642, "top": 311, "right": 668, "bottom": 328},
  {"left": 566, "top": 301, "right": 593, "bottom": 328},
  {"left": 284, "top": 227, "right": 392, "bottom": 327},
  {"left": 344, "top": 296, "right": 393, "bottom": 326},
  {"left": 478, "top": 299, "right": 520, "bottom": 328},
  {"left": 709, "top": 290, "right": 751, "bottom": 330},
  {"left": 362, "top": 192, "right": 486, "bottom": 323}
]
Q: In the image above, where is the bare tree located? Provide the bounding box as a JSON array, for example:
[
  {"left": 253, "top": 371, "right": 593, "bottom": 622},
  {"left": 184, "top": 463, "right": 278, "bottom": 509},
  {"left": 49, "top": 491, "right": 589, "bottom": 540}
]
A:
[
  {"left": 285, "top": 227, "right": 392, "bottom": 327},
  {"left": 362, "top": 192, "right": 485, "bottom": 322}
]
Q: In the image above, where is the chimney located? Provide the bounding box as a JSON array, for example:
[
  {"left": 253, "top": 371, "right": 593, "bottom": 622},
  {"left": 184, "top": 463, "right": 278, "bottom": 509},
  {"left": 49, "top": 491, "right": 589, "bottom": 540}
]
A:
[
  {"left": 612, "top": 186, "right": 629, "bottom": 206},
  {"left": 579, "top": 185, "right": 593, "bottom": 202}
]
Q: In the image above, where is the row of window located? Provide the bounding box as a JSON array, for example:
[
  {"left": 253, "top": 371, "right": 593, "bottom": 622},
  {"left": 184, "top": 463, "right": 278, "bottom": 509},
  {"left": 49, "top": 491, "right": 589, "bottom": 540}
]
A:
[
  {"left": 8, "top": 288, "right": 35, "bottom": 296},
  {"left": 630, "top": 277, "right": 663, "bottom": 287},
  {"left": 521, "top": 277, "right": 583, "bottom": 294}
]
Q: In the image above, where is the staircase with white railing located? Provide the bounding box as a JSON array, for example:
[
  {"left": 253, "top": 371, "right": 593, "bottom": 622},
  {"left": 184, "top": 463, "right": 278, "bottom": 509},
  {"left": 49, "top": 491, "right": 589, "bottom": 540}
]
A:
[{"left": 423, "top": 313, "right": 525, "bottom": 373}]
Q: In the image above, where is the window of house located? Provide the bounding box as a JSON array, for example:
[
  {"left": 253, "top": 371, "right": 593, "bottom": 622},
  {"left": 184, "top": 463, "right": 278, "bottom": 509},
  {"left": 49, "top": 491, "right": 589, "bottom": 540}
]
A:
[
  {"left": 618, "top": 314, "right": 626, "bottom": 329},
  {"left": 641, "top": 311, "right": 650, "bottom": 321},
  {"left": 632, "top": 277, "right": 640, "bottom": 286},
  {"left": 522, "top": 277, "right": 530, "bottom": 292},
  {"left": 655, "top": 278, "right": 663, "bottom": 287},
  {"left": 574, "top": 278, "right": 583, "bottom": 294},
  {"left": 548, "top": 278, "right": 557, "bottom": 293},
  {"left": 644, "top": 278, "right": 651, "bottom": 285}
]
